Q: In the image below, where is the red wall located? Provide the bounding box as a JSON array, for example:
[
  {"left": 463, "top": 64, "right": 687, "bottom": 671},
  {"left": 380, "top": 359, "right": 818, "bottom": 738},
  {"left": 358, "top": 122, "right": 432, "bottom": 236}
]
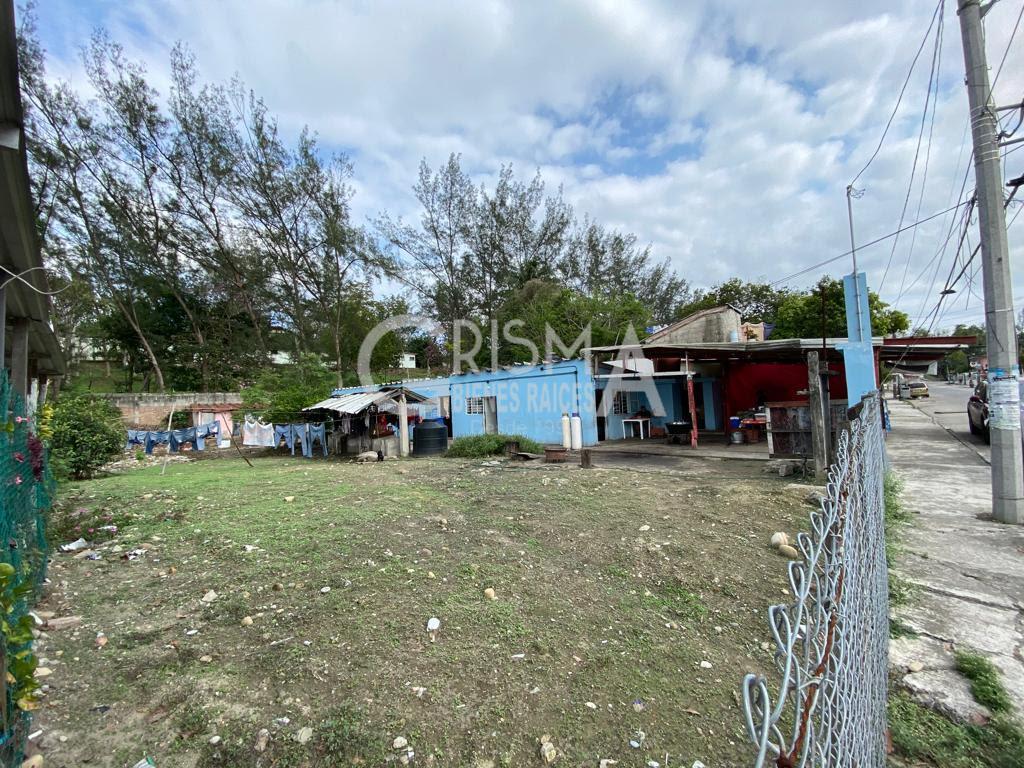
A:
[{"left": 722, "top": 360, "right": 849, "bottom": 418}]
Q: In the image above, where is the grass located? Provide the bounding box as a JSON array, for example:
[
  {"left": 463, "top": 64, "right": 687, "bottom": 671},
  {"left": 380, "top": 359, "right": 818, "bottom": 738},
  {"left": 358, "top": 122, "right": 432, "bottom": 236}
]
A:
[
  {"left": 955, "top": 650, "right": 1013, "bottom": 715},
  {"left": 889, "top": 691, "right": 1024, "bottom": 768},
  {"left": 35, "top": 453, "right": 806, "bottom": 767},
  {"left": 445, "top": 433, "right": 543, "bottom": 457},
  {"left": 884, "top": 471, "right": 915, "bottom": 607}
]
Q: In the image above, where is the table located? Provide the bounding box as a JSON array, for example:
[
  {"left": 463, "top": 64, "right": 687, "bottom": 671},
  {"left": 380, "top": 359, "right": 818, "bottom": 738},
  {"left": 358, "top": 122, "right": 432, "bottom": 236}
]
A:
[{"left": 622, "top": 417, "right": 651, "bottom": 440}]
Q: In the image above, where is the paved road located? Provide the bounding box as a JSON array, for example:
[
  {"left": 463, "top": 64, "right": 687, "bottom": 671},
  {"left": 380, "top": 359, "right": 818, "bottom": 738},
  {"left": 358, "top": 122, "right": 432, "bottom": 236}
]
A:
[{"left": 896, "top": 379, "right": 990, "bottom": 463}]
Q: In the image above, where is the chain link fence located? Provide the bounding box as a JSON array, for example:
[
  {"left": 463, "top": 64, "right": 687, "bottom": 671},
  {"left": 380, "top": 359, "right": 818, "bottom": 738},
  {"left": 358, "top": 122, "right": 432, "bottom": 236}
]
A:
[
  {"left": 0, "top": 370, "right": 54, "bottom": 765},
  {"left": 741, "top": 393, "right": 888, "bottom": 767}
]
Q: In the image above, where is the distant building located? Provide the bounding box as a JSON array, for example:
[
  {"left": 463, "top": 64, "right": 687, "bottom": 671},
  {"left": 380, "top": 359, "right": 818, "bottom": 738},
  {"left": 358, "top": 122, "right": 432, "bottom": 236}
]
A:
[
  {"left": 399, "top": 352, "right": 417, "bottom": 369},
  {"left": 645, "top": 305, "right": 742, "bottom": 344},
  {"left": 741, "top": 322, "right": 767, "bottom": 341}
]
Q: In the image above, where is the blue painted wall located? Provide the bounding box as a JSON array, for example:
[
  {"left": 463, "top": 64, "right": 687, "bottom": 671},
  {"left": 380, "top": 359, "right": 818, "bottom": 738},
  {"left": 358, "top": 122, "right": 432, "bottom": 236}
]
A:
[
  {"left": 594, "top": 376, "right": 719, "bottom": 437},
  {"left": 330, "top": 360, "right": 599, "bottom": 446}
]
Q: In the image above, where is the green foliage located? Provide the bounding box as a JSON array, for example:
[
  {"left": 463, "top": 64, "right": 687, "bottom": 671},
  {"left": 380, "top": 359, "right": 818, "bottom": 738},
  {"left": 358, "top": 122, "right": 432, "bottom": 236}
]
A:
[
  {"left": 494, "top": 279, "right": 650, "bottom": 365},
  {"left": 317, "top": 705, "right": 385, "bottom": 763},
  {"left": 771, "top": 277, "right": 909, "bottom": 339},
  {"left": 49, "top": 394, "right": 124, "bottom": 479},
  {"left": 47, "top": 500, "right": 131, "bottom": 548},
  {"left": 955, "top": 650, "right": 1013, "bottom": 714},
  {"left": 888, "top": 690, "right": 1024, "bottom": 768},
  {"left": 675, "top": 279, "right": 793, "bottom": 325},
  {"left": 241, "top": 355, "right": 336, "bottom": 424},
  {"left": 944, "top": 349, "right": 971, "bottom": 375},
  {"left": 883, "top": 472, "right": 914, "bottom": 606},
  {"left": 445, "top": 433, "right": 543, "bottom": 457},
  {"left": 0, "top": 563, "right": 41, "bottom": 712}
]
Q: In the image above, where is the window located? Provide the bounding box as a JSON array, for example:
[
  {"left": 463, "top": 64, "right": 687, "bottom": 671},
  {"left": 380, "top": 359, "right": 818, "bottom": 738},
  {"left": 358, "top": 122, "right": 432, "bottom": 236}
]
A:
[
  {"left": 611, "top": 391, "right": 629, "bottom": 415},
  {"left": 466, "top": 396, "right": 485, "bottom": 415}
]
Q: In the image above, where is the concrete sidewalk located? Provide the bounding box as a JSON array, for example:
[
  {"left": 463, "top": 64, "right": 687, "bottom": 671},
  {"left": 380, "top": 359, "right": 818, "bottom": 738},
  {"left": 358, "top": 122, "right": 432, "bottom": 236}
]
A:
[{"left": 886, "top": 398, "right": 1024, "bottom": 722}]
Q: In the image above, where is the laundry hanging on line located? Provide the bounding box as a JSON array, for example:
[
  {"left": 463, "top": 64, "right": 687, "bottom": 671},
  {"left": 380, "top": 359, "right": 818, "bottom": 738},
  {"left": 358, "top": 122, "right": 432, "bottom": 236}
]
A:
[
  {"left": 271, "top": 422, "right": 329, "bottom": 457},
  {"left": 243, "top": 416, "right": 276, "bottom": 447},
  {"left": 125, "top": 422, "right": 219, "bottom": 455}
]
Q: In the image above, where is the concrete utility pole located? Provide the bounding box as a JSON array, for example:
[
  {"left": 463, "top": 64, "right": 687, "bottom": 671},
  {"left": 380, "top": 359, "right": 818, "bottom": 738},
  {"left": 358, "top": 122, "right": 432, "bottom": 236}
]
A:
[{"left": 957, "top": 0, "right": 1024, "bottom": 524}]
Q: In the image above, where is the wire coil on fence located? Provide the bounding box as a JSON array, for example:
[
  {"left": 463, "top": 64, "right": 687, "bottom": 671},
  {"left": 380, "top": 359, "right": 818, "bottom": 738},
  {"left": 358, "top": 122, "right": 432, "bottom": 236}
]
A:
[{"left": 741, "top": 394, "right": 888, "bottom": 767}]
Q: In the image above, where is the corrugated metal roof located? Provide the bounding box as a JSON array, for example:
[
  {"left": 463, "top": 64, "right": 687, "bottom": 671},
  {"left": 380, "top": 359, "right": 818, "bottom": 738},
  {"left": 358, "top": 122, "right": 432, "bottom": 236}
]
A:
[{"left": 304, "top": 391, "right": 393, "bottom": 414}]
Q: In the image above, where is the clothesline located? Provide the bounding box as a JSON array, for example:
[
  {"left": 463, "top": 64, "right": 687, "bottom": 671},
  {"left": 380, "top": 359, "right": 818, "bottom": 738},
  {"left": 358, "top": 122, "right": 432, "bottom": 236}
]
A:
[{"left": 126, "top": 423, "right": 220, "bottom": 455}]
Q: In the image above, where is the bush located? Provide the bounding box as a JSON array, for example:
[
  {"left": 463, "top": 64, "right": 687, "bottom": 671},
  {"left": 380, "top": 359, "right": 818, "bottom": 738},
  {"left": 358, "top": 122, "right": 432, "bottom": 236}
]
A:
[
  {"left": 241, "top": 354, "right": 335, "bottom": 424},
  {"left": 49, "top": 394, "right": 124, "bottom": 479},
  {"left": 445, "top": 433, "right": 543, "bottom": 458}
]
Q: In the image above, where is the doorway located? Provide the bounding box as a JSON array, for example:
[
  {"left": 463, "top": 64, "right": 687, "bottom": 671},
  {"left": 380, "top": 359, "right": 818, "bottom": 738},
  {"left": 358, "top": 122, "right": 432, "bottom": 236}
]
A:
[{"left": 483, "top": 396, "right": 498, "bottom": 435}]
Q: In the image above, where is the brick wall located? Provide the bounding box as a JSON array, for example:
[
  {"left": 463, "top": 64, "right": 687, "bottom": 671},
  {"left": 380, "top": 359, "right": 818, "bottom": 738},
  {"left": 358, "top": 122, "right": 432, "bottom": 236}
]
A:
[{"left": 102, "top": 393, "right": 242, "bottom": 427}]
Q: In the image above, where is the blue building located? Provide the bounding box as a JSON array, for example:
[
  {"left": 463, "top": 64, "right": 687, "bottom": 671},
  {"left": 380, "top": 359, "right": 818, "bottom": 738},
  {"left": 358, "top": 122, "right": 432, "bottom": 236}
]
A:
[{"left": 329, "top": 360, "right": 599, "bottom": 447}]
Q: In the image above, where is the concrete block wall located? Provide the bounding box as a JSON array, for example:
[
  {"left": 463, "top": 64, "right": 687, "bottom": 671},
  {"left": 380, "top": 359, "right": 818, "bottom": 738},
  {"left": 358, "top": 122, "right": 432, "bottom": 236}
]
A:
[{"left": 102, "top": 393, "right": 242, "bottom": 427}]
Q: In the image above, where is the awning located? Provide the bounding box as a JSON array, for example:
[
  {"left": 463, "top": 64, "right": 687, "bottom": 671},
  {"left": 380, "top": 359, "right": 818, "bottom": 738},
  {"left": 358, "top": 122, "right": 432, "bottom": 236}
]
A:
[
  {"left": 303, "top": 386, "right": 429, "bottom": 415},
  {"left": 304, "top": 391, "right": 393, "bottom": 414}
]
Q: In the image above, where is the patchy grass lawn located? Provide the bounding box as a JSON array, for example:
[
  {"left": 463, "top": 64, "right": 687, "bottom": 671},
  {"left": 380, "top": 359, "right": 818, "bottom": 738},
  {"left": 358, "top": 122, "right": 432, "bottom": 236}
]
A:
[{"left": 32, "top": 454, "right": 809, "bottom": 768}]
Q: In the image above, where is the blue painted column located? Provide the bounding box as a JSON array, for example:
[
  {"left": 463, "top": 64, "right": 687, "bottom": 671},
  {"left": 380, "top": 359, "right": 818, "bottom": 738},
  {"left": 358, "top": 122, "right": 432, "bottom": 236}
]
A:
[
  {"left": 838, "top": 271, "right": 876, "bottom": 405},
  {"left": 702, "top": 380, "right": 718, "bottom": 430}
]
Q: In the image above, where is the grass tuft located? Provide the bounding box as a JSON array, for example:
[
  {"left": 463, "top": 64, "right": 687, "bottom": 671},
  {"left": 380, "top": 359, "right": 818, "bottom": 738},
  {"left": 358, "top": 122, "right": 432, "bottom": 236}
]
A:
[
  {"left": 888, "top": 690, "right": 1024, "bottom": 768},
  {"left": 445, "top": 433, "right": 543, "bottom": 457},
  {"left": 955, "top": 649, "right": 1013, "bottom": 715},
  {"left": 883, "top": 471, "right": 915, "bottom": 606}
]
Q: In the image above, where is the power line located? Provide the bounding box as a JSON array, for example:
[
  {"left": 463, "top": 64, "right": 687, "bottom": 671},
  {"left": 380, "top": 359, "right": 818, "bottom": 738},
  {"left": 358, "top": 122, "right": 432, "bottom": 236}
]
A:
[
  {"left": 849, "top": 0, "right": 944, "bottom": 187},
  {"left": 770, "top": 199, "right": 972, "bottom": 287},
  {"left": 989, "top": 0, "right": 1024, "bottom": 94},
  {"left": 880, "top": 5, "right": 945, "bottom": 294}
]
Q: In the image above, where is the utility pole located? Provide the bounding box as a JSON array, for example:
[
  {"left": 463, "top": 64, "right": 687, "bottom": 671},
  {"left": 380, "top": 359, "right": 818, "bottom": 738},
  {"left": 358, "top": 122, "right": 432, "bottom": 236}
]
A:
[{"left": 958, "top": 0, "right": 1024, "bottom": 524}]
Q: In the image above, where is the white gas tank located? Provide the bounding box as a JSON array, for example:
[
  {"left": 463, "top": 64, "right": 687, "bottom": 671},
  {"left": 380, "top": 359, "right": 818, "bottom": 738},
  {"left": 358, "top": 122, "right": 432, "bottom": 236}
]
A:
[
  {"left": 561, "top": 413, "right": 572, "bottom": 448},
  {"left": 570, "top": 413, "right": 582, "bottom": 450}
]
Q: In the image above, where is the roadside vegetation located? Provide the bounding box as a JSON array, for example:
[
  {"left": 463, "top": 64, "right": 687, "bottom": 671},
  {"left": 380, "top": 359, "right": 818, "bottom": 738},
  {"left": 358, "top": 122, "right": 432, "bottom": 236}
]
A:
[
  {"left": 888, "top": 690, "right": 1024, "bottom": 768},
  {"left": 885, "top": 474, "right": 1024, "bottom": 768},
  {"left": 444, "top": 434, "right": 543, "bottom": 457},
  {"left": 883, "top": 472, "right": 915, "bottom": 609}
]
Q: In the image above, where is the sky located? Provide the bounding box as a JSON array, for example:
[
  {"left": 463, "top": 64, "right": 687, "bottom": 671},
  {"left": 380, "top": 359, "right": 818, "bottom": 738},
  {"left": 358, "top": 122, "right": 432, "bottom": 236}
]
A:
[{"left": 28, "top": 0, "right": 1024, "bottom": 331}]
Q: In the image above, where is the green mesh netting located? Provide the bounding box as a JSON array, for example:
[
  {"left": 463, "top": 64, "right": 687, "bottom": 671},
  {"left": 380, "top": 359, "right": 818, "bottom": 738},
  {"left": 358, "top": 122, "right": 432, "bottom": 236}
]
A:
[{"left": 0, "top": 369, "right": 53, "bottom": 764}]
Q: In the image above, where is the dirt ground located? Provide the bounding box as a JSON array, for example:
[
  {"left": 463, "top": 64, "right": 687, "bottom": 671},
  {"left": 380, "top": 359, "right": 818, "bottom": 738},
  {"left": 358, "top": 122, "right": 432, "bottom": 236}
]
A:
[{"left": 28, "top": 453, "right": 815, "bottom": 767}]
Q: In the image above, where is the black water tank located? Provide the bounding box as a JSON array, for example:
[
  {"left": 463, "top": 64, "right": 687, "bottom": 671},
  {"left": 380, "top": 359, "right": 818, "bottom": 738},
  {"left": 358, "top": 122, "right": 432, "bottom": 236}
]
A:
[{"left": 413, "top": 421, "right": 448, "bottom": 456}]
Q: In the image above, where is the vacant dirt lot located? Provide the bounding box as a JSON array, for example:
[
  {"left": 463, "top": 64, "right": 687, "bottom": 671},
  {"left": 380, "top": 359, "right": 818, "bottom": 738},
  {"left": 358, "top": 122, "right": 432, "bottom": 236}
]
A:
[{"left": 29, "top": 453, "right": 812, "bottom": 767}]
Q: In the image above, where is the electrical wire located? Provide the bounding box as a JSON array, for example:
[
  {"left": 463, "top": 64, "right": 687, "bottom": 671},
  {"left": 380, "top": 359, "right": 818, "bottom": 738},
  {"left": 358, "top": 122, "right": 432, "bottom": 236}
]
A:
[
  {"left": 770, "top": 200, "right": 972, "bottom": 287},
  {"left": 879, "top": 5, "right": 945, "bottom": 295},
  {"left": 0, "top": 264, "right": 71, "bottom": 296},
  {"left": 849, "top": 0, "right": 943, "bottom": 188},
  {"left": 989, "top": 0, "right": 1024, "bottom": 95}
]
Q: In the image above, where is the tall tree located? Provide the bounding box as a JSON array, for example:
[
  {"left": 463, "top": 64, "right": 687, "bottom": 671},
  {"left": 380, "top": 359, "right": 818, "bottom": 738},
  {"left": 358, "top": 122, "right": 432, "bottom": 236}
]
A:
[{"left": 375, "top": 153, "right": 477, "bottom": 351}]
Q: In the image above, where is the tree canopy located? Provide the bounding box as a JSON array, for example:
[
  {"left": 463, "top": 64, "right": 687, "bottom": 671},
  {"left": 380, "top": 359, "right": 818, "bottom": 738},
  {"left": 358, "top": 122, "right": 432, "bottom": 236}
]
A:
[{"left": 18, "top": 11, "right": 921, "bottom": 392}]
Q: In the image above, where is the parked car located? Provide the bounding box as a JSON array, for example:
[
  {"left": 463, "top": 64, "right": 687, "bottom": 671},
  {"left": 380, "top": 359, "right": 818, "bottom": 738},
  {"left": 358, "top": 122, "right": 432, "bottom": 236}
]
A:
[
  {"left": 967, "top": 380, "right": 1024, "bottom": 444},
  {"left": 907, "top": 381, "right": 929, "bottom": 398}
]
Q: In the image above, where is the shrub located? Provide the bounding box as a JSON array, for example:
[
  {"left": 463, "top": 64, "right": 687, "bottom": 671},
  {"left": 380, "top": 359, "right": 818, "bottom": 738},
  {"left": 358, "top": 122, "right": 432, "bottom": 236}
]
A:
[
  {"left": 445, "top": 433, "right": 543, "bottom": 458},
  {"left": 241, "top": 354, "right": 335, "bottom": 424},
  {"left": 49, "top": 394, "right": 124, "bottom": 479}
]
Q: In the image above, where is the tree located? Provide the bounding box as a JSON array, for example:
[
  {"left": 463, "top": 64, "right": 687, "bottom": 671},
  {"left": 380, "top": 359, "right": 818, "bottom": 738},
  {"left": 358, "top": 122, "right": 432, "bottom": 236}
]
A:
[
  {"left": 497, "top": 279, "right": 650, "bottom": 364},
  {"left": 675, "top": 279, "right": 792, "bottom": 324},
  {"left": 375, "top": 154, "right": 477, "bottom": 352},
  {"left": 771, "top": 277, "right": 909, "bottom": 339},
  {"left": 559, "top": 218, "right": 689, "bottom": 324},
  {"left": 240, "top": 354, "right": 336, "bottom": 423}
]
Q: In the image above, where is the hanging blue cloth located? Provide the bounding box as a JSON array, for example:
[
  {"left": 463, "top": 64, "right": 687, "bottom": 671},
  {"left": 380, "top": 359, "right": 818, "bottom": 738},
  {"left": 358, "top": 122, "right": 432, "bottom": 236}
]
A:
[
  {"left": 169, "top": 426, "right": 200, "bottom": 453},
  {"left": 308, "top": 422, "right": 328, "bottom": 456},
  {"left": 145, "top": 431, "right": 170, "bottom": 454},
  {"left": 274, "top": 424, "right": 297, "bottom": 454}
]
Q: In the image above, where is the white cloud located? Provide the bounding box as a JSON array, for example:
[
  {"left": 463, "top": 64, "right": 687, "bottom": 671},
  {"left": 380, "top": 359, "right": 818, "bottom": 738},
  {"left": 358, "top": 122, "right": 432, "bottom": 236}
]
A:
[{"left": 29, "top": 0, "right": 1024, "bottom": 328}]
